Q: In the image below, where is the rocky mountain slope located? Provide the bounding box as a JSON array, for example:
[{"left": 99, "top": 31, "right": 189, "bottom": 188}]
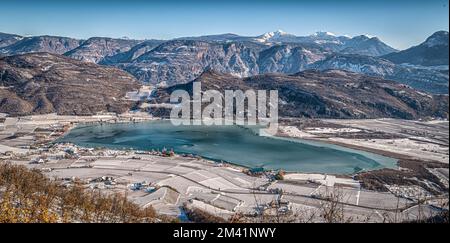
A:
[
  {"left": 0, "top": 35, "right": 82, "bottom": 55},
  {"left": 113, "top": 40, "right": 329, "bottom": 86},
  {"left": 257, "top": 43, "right": 329, "bottom": 73},
  {"left": 383, "top": 31, "right": 449, "bottom": 66},
  {"left": 339, "top": 35, "right": 398, "bottom": 56},
  {"left": 100, "top": 39, "right": 165, "bottom": 64},
  {"left": 310, "top": 54, "right": 449, "bottom": 94},
  {"left": 64, "top": 37, "right": 143, "bottom": 63},
  {"left": 0, "top": 53, "right": 140, "bottom": 116},
  {"left": 118, "top": 40, "right": 265, "bottom": 86},
  {"left": 0, "top": 32, "right": 23, "bottom": 48},
  {"left": 154, "top": 70, "right": 448, "bottom": 120}
]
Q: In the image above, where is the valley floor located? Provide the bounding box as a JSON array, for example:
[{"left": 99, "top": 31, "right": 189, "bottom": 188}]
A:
[
  {"left": 279, "top": 118, "right": 449, "bottom": 163},
  {"left": 0, "top": 113, "right": 448, "bottom": 222}
]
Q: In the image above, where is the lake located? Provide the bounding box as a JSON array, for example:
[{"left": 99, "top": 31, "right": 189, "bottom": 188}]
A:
[{"left": 57, "top": 120, "right": 397, "bottom": 174}]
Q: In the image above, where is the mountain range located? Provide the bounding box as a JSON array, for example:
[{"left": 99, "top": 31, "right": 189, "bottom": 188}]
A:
[
  {"left": 153, "top": 69, "right": 448, "bottom": 119},
  {"left": 64, "top": 37, "right": 143, "bottom": 63},
  {"left": 0, "top": 30, "right": 448, "bottom": 95},
  {"left": 1, "top": 52, "right": 448, "bottom": 119},
  {"left": 0, "top": 53, "right": 139, "bottom": 116},
  {"left": 0, "top": 32, "right": 23, "bottom": 48},
  {"left": 178, "top": 30, "right": 397, "bottom": 56},
  {"left": 383, "top": 31, "right": 449, "bottom": 66},
  {"left": 310, "top": 54, "right": 449, "bottom": 94},
  {"left": 0, "top": 35, "right": 83, "bottom": 56}
]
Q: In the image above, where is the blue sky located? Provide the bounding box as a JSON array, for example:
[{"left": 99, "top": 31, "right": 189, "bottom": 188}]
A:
[{"left": 0, "top": 0, "right": 448, "bottom": 49}]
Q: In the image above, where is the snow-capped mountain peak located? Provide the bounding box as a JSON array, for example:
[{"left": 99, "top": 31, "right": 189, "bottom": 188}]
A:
[
  {"left": 311, "top": 31, "right": 336, "bottom": 37},
  {"left": 308, "top": 31, "right": 344, "bottom": 45},
  {"left": 255, "top": 30, "right": 296, "bottom": 43},
  {"left": 362, "top": 34, "right": 376, "bottom": 39},
  {"left": 423, "top": 31, "right": 449, "bottom": 47},
  {"left": 272, "top": 30, "right": 288, "bottom": 36}
]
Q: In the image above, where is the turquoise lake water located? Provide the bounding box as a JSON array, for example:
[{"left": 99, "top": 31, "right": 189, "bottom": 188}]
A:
[{"left": 57, "top": 120, "right": 397, "bottom": 174}]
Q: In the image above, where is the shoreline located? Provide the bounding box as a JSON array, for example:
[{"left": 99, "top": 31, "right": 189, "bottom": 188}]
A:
[
  {"left": 57, "top": 119, "right": 398, "bottom": 176},
  {"left": 278, "top": 133, "right": 419, "bottom": 164},
  {"left": 2, "top": 114, "right": 448, "bottom": 180},
  {"left": 276, "top": 121, "right": 449, "bottom": 165},
  {"left": 3, "top": 114, "right": 446, "bottom": 172}
]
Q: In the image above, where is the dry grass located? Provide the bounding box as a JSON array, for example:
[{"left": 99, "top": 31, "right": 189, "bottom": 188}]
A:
[{"left": 0, "top": 162, "right": 168, "bottom": 223}]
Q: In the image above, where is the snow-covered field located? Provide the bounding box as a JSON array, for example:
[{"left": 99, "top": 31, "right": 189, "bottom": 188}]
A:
[
  {"left": 329, "top": 137, "right": 449, "bottom": 164},
  {"left": 280, "top": 118, "right": 449, "bottom": 163}
]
